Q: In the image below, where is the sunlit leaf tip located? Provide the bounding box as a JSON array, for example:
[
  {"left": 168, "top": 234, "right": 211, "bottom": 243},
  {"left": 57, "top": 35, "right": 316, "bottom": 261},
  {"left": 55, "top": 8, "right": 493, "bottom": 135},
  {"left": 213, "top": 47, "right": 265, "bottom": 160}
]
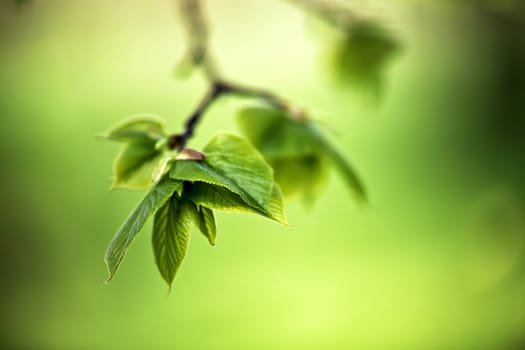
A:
[{"left": 194, "top": 205, "right": 217, "bottom": 246}]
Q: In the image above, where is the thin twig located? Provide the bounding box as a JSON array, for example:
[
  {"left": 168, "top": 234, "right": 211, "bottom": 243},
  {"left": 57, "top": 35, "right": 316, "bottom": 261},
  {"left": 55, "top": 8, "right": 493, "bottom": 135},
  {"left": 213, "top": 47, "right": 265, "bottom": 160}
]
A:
[
  {"left": 169, "top": 82, "right": 226, "bottom": 150},
  {"left": 224, "top": 81, "right": 290, "bottom": 112}
]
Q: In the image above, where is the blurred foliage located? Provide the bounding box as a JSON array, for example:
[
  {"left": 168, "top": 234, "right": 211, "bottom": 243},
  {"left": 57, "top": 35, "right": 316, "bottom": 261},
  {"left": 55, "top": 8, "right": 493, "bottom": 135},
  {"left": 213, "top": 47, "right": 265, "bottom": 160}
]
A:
[
  {"left": 103, "top": 116, "right": 167, "bottom": 190},
  {"left": 328, "top": 19, "right": 401, "bottom": 97},
  {"left": 237, "top": 105, "right": 365, "bottom": 203}
]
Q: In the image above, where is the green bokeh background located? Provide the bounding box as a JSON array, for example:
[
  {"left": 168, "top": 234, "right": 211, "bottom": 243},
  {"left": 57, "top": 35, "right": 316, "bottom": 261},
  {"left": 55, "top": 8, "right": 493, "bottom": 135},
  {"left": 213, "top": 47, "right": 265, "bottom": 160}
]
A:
[{"left": 1, "top": 1, "right": 525, "bottom": 349}]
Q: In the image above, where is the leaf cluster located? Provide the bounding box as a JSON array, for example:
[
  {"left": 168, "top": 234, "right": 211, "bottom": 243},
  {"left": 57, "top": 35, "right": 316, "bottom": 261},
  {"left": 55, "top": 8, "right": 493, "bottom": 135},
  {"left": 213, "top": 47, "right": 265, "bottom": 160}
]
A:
[
  {"left": 237, "top": 106, "right": 365, "bottom": 204},
  {"left": 103, "top": 122, "right": 286, "bottom": 287}
]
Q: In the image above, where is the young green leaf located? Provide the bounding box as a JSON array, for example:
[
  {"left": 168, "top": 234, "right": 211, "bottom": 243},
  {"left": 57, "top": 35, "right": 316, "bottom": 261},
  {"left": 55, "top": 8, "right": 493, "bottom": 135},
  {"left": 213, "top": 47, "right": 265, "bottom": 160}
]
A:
[
  {"left": 102, "top": 115, "right": 165, "bottom": 143},
  {"left": 266, "top": 183, "right": 287, "bottom": 224},
  {"left": 113, "top": 141, "right": 164, "bottom": 190},
  {"left": 170, "top": 133, "right": 275, "bottom": 211},
  {"left": 104, "top": 177, "right": 183, "bottom": 282},
  {"left": 193, "top": 205, "right": 216, "bottom": 246},
  {"left": 102, "top": 116, "right": 168, "bottom": 190},
  {"left": 185, "top": 182, "right": 258, "bottom": 213},
  {"left": 203, "top": 133, "right": 274, "bottom": 208},
  {"left": 184, "top": 182, "right": 287, "bottom": 224},
  {"left": 152, "top": 195, "right": 194, "bottom": 288}
]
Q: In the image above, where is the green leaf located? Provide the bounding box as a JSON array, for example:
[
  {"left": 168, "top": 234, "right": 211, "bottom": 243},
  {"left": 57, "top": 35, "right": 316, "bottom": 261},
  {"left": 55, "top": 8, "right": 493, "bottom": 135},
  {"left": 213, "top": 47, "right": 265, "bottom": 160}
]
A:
[
  {"left": 270, "top": 154, "right": 329, "bottom": 200},
  {"left": 102, "top": 115, "right": 165, "bottom": 143},
  {"left": 171, "top": 161, "right": 272, "bottom": 217},
  {"left": 236, "top": 107, "right": 283, "bottom": 148},
  {"left": 193, "top": 205, "right": 216, "bottom": 246},
  {"left": 104, "top": 177, "right": 183, "bottom": 282},
  {"left": 170, "top": 160, "right": 227, "bottom": 187},
  {"left": 184, "top": 182, "right": 287, "bottom": 224},
  {"left": 237, "top": 106, "right": 366, "bottom": 202},
  {"left": 113, "top": 141, "right": 163, "bottom": 190},
  {"left": 203, "top": 133, "right": 274, "bottom": 207},
  {"left": 102, "top": 115, "right": 168, "bottom": 190},
  {"left": 319, "top": 137, "right": 367, "bottom": 201},
  {"left": 267, "top": 183, "right": 287, "bottom": 224},
  {"left": 329, "top": 20, "right": 401, "bottom": 95},
  {"left": 184, "top": 182, "right": 256, "bottom": 213},
  {"left": 170, "top": 133, "right": 275, "bottom": 211},
  {"left": 237, "top": 107, "right": 319, "bottom": 158},
  {"left": 152, "top": 195, "right": 194, "bottom": 288},
  {"left": 305, "top": 124, "right": 366, "bottom": 201}
]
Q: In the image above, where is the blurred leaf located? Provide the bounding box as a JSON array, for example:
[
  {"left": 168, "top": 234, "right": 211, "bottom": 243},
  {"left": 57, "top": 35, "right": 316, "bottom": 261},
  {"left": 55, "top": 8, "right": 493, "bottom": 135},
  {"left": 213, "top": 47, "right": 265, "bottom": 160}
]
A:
[
  {"left": 170, "top": 133, "right": 274, "bottom": 211},
  {"left": 102, "top": 115, "right": 165, "bottom": 143},
  {"left": 318, "top": 135, "right": 366, "bottom": 201},
  {"left": 173, "top": 52, "right": 197, "bottom": 80},
  {"left": 152, "top": 194, "right": 194, "bottom": 288},
  {"left": 270, "top": 154, "right": 329, "bottom": 200},
  {"left": 192, "top": 205, "right": 216, "bottom": 246},
  {"left": 103, "top": 116, "right": 168, "bottom": 190},
  {"left": 236, "top": 107, "right": 283, "bottom": 148},
  {"left": 329, "top": 20, "right": 401, "bottom": 95},
  {"left": 237, "top": 107, "right": 319, "bottom": 157},
  {"left": 105, "top": 178, "right": 183, "bottom": 282},
  {"left": 237, "top": 106, "right": 366, "bottom": 202},
  {"left": 113, "top": 141, "right": 163, "bottom": 190}
]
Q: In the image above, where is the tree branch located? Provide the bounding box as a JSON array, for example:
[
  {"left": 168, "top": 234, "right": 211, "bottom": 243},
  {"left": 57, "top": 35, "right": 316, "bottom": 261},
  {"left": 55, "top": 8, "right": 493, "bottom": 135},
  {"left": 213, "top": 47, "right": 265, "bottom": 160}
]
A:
[
  {"left": 169, "top": 82, "right": 225, "bottom": 150},
  {"left": 171, "top": 0, "right": 305, "bottom": 151}
]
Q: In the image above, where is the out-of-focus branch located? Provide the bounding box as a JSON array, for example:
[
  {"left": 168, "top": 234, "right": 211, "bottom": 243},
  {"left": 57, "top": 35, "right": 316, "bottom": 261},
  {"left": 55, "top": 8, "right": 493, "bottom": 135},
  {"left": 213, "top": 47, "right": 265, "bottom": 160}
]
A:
[
  {"left": 171, "top": 0, "right": 303, "bottom": 151},
  {"left": 178, "top": 0, "right": 219, "bottom": 81}
]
